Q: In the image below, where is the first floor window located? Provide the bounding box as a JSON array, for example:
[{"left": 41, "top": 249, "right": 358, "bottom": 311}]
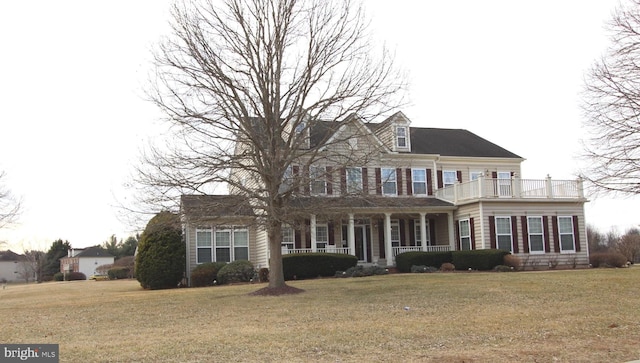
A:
[
  {"left": 233, "top": 229, "right": 249, "bottom": 260},
  {"left": 459, "top": 219, "right": 471, "bottom": 250},
  {"left": 495, "top": 217, "right": 513, "bottom": 252},
  {"left": 196, "top": 228, "right": 213, "bottom": 263},
  {"left": 414, "top": 219, "right": 430, "bottom": 246},
  {"left": 390, "top": 220, "right": 400, "bottom": 247},
  {"left": 282, "top": 226, "right": 294, "bottom": 250},
  {"left": 558, "top": 216, "right": 576, "bottom": 252},
  {"left": 215, "top": 229, "right": 231, "bottom": 262},
  {"left": 412, "top": 169, "right": 427, "bottom": 195},
  {"left": 316, "top": 224, "right": 328, "bottom": 250},
  {"left": 443, "top": 170, "right": 457, "bottom": 187},
  {"left": 382, "top": 168, "right": 397, "bottom": 195},
  {"left": 527, "top": 216, "right": 545, "bottom": 253}
]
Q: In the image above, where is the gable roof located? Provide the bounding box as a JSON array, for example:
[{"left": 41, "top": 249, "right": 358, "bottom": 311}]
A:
[
  {"left": 410, "top": 127, "right": 522, "bottom": 158},
  {"left": 75, "top": 247, "right": 113, "bottom": 258},
  {"left": 0, "top": 250, "right": 23, "bottom": 261},
  {"left": 181, "top": 195, "right": 255, "bottom": 219}
]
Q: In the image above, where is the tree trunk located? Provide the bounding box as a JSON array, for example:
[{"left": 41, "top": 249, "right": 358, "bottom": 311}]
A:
[{"left": 267, "top": 221, "right": 286, "bottom": 288}]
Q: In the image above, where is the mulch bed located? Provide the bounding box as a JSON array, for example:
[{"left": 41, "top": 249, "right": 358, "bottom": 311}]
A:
[{"left": 248, "top": 284, "right": 305, "bottom": 296}]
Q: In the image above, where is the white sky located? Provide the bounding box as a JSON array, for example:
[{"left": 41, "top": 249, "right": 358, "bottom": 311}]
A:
[{"left": 0, "top": 0, "right": 635, "bottom": 252}]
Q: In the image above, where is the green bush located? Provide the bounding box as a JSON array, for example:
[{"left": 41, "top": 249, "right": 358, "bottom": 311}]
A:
[
  {"left": 494, "top": 265, "right": 514, "bottom": 272},
  {"left": 410, "top": 265, "right": 438, "bottom": 273},
  {"left": 66, "top": 272, "right": 86, "bottom": 281},
  {"left": 395, "top": 251, "right": 452, "bottom": 273},
  {"left": 135, "top": 211, "right": 185, "bottom": 290},
  {"left": 590, "top": 252, "right": 628, "bottom": 268},
  {"left": 452, "top": 249, "right": 510, "bottom": 271},
  {"left": 336, "top": 265, "right": 388, "bottom": 278},
  {"left": 190, "top": 262, "right": 228, "bottom": 287},
  {"left": 283, "top": 253, "right": 358, "bottom": 280},
  {"left": 108, "top": 267, "right": 130, "bottom": 280},
  {"left": 53, "top": 272, "right": 64, "bottom": 281},
  {"left": 217, "top": 260, "right": 255, "bottom": 284}
]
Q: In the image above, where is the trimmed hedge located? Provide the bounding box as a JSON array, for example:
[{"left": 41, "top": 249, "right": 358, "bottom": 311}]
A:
[
  {"left": 66, "top": 272, "right": 87, "bottom": 281},
  {"left": 452, "top": 249, "right": 510, "bottom": 270},
  {"left": 108, "top": 267, "right": 131, "bottom": 280},
  {"left": 191, "top": 262, "right": 228, "bottom": 287},
  {"left": 283, "top": 253, "right": 358, "bottom": 280},
  {"left": 395, "top": 251, "right": 452, "bottom": 273},
  {"left": 590, "top": 252, "right": 628, "bottom": 268},
  {"left": 217, "top": 260, "right": 255, "bottom": 284}
]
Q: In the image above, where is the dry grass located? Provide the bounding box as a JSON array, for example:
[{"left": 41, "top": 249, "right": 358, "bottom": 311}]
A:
[{"left": 1, "top": 268, "right": 639, "bottom": 362}]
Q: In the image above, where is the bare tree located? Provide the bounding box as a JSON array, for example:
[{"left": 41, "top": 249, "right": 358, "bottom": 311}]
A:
[
  {"left": 615, "top": 228, "right": 640, "bottom": 263},
  {"left": 0, "top": 171, "right": 21, "bottom": 229},
  {"left": 582, "top": 0, "right": 640, "bottom": 195},
  {"left": 18, "top": 250, "right": 44, "bottom": 283},
  {"left": 136, "top": 0, "right": 404, "bottom": 292}
]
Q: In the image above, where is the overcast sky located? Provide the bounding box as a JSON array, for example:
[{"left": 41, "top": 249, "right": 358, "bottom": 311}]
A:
[{"left": 0, "top": 0, "right": 633, "bottom": 252}]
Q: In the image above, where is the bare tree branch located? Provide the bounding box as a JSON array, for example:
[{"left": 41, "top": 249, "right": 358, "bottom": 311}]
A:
[{"left": 0, "top": 171, "right": 21, "bottom": 229}]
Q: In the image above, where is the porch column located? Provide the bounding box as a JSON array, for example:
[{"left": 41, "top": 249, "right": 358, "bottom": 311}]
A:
[
  {"left": 420, "top": 212, "right": 428, "bottom": 251},
  {"left": 448, "top": 211, "right": 456, "bottom": 251},
  {"left": 384, "top": 213, "right": 393, "bottom": 266},
  {"left": 310, "top": 214, "right": 317, "bottom": 252},
  {"left": 348, "top": 213, "right": 356, "bottom": 256}
]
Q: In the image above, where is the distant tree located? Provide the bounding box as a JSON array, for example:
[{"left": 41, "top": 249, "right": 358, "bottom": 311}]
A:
[
  {"left": 42, "top": 239, "right": 71, "bottom": 280},
  {"left": 0, "top": 171, "right": 21, "bottom": 229},
  {"left": 102, "top": 235, "right": 120, "bottom": 258},
  {"left": 582, "top": 0, "right": 640, "bottom": 195},
  {"left": 120, "top": 236, "right": 138, "bottom": 257},
  {"left": 587, "top": 224, "right": 608, "bottom": 253},
  {"left": 17, "top": 250, "right": 45, "bottom": 283},
  {"left": 616, "top": 228, "right": 640, "bottom": 263},
  {"left": 135, "top": 212, "right": 185, "bottom": 289}
]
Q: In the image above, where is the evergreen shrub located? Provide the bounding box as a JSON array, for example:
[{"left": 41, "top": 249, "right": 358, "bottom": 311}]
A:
[{"left": 283, "top": 253, "right": 357, "bottom": 280}]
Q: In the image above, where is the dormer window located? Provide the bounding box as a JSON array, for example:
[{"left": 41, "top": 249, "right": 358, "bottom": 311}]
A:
[
  {"left": 295, "top": 121, "right": 306, "bottom": 133},
  {"left": 396, "top": 126, "right": 407, "bottom": 148}
]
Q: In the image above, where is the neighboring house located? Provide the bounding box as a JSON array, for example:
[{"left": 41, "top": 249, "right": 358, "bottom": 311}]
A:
[
  {"left": 59, "top": 247, "right": 114, "bottom": 279},
  {"left": 0, "top": 250, "right": 24, "bottom": 282},
  {"left": 182, "top": 112, "right": 588, "bottom": 284}
]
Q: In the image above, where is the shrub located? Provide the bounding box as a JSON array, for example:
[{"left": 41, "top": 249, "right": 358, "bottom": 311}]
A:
[
  {"left": 190, "top": 262, "right": 228, "bottom": 287},
  {"left": 258, "top": 268, "right": 269, "bottom": 283},
  {"left": 108, "top": 267, "right": 130, "bottom": 280},
  {"left": 283, "top": 253, "right": 358, "bottom": 280},
  {"left": 336, "top": 265, "right": 388, "bottom": 278},
  {"left": 66, "top": 272, "right": 86, "bottom": 281},
  {"left": 503, "top": 254, "right": 522, "bottom": 270},
  {"left": 217, "top": 260, "right": 255, "bottom": 284},
  {"left": 410, "top": 265, "right": 438, "bottom": 273},
  {"left": 452, "top": 249, "right": 510, "bottom": 271},
  {"left": 395, "top": 251, "right": 452, "bottom": 273},
  {"left": 53, "top": 272, "right": 64, "bottom": 281},
  {"left": 590, "top": 252, "right": 628, "bottom": 268},
  {"left": 494, "top": 265, "right": 513, "bottom": 272},
  {"left": 135, "top": 211, "right": 185, "bottom": 290},
  {"left": 440, "top": 262, "right": 455, "bottom": 272}
]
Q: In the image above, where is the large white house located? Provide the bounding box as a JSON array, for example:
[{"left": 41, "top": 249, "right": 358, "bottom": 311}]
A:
[
  {"left": 59, "top": 247, "right": 114, "bottom": 278},
  {"left": 181, "top": 112, "right": 588, "bottom": 284}
]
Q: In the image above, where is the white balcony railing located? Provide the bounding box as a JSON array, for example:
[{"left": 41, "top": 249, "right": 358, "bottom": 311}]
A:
[{"left": 435, "top": 176, "right": 584, "bottom": 204}]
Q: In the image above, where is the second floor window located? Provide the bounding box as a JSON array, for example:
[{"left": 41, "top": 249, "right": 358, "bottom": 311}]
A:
[
  {"left": 346, "top": 167, "right": 362, "bottom": 194},
  {"left": 381, "top": 168, "right": 397, "bottom": 195},
  {"left": 443, "top": 170, "right": 457, "bottom": 187},
  {"left": 412, "top": 169, "right": 427, "bottom": 195},
  {"left": 310, "top": 166, "right": 326, "bottom": 195},
  {"left": 396, "top": 126, "right": 407, "bottom": 148}
]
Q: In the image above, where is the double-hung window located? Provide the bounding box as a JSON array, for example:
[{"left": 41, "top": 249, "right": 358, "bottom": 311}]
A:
[
  {"left": 381, "top": 168, "right": 397, "bottom": 195},
  {"left": 495, "top": 217, "right": 513, "bottom": 252},
  {"left": 459, "top": 219, "right": 471, "bottom": 250},
  {"left": 316, "top": 224, "right": 329, "bottom": 250},
  {"left": 346, "top": 167, "right": 362, "bottom": 194},
  {"left": 443, "top": 170, "right": 457, "bottom": 187},
  {"left": 310, "top": 166, "right": 326, "bottom": 195},
  {"left": 215, "top": 228, "right": 232, "bottom": 262},
  {"left": 396, "top": 126, "right": 407, "bottom": 148},
  {"left": 412, "top": 169, "right": 427, "bottom": 195},
  {"left": 414, "top": 219, "right": 430, "bottom": 246},
  {"left": 233, "top": 228, "right": 249, "bottom": 260},
  {"left": 527, "top": 216, "right": 545, "bottom": 253},
  {"left": 390, "top": 220, "right": 400, "bottom": 247},
  {"left": 282, "top": 226, "right": 294, "bottom": 251},
  {"left": 196, "top": 228, "right": 213, "bottom": 263},
  {"left": 558, "top": 216, "right": 576, "bottom": 252}
]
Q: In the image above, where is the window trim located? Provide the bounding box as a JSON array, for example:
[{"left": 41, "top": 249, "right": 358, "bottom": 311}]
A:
[
  {"left": 412, "top": 169, "right": 427, "bottom": 195},
  {"left": 281, "top": 225, "right": 294, "bottom": 251},
  {"left": 390, "top": 219, "right": 400, "bottom": 247},
  {"left": 558, "top": 216, "right": 576, "bottom": 253},
  {"left": 494, "top": 216, "right": 513, "bottom": 252},
  {"left": 470, "top": 171, "right": 483, "bottom": 181},
  {"left": 310, "top": 165, "right": 327, "bottom": 195},
  {"left": 459, "top": 219, "right": 471, "bottom": 250},
  {"left": 315, "top": 223, "right": 329, "bottom": 250},
  {"left": 196, "top": 227, "right": 213, "bottom": 264},
  {"left": 443, "top": 170, "right": 457, "bottom": 187},
  {"left": 381, "top": 167, "right": 397, "bottom": 196},
  {"left": 414, "top": 219, "right": 430, "bottom": 246},
  {"left": 346, "top": 167, "right": 363, "bottom": 194},
  {"left": 396, "top": 126, "right": 408, "bottom": 148},
  {"left": 527, "top": 216, "right": 545, "bottom": 254}
]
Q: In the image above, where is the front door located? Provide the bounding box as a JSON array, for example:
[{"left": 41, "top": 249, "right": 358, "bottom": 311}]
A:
[{"left": 355, "top": 225, "right": 369, "bottom": 262}]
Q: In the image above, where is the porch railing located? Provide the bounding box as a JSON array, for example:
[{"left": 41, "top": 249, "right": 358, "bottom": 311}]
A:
[
  {"left": 435, "top": 176, "right": 584, "bottom": 204},
  {"left": 393, "top": 245, "right": 450, "bottom": 256},
  {"left": 282, "top": 247, "right": 350, "bottom": 255}
]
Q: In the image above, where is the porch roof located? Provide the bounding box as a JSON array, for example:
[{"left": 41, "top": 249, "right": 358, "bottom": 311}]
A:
[{"left": 289, "top": 196, "right": 455, "bottom": 212}]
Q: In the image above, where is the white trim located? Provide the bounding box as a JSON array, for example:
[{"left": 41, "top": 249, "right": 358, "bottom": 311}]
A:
[
  {"left": 411, "top": 168, "right": 427, "bottom": 195},
  {"left": 494, "top": 216, "right": 513, "bottom": 252},
  {"left": 526, "top": 216, "right": 545, "bottom": 254},
  {"left": 459, "top": 219, "right": 471, "bottom": 251},
  {"left": 558, "top": 216, "right": 576, "bottom": 253},
  {"left": 381, "top": 167, "right": 397, "bottom": 196},
  {"left": 443, "top": 170, "right": 457, "bottom": 187},
  {"left": 346, "top": 167, "right": 363, "bottom": 194}
]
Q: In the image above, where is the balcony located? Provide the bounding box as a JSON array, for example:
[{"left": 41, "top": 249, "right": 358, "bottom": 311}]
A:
[{"left": 435, "top": 176, "right": 585, "bottom": 204}]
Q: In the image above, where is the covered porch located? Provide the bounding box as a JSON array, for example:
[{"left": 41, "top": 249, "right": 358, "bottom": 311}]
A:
[{"left": 282, "top": 197, "right": 456, "bottom": 266}]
